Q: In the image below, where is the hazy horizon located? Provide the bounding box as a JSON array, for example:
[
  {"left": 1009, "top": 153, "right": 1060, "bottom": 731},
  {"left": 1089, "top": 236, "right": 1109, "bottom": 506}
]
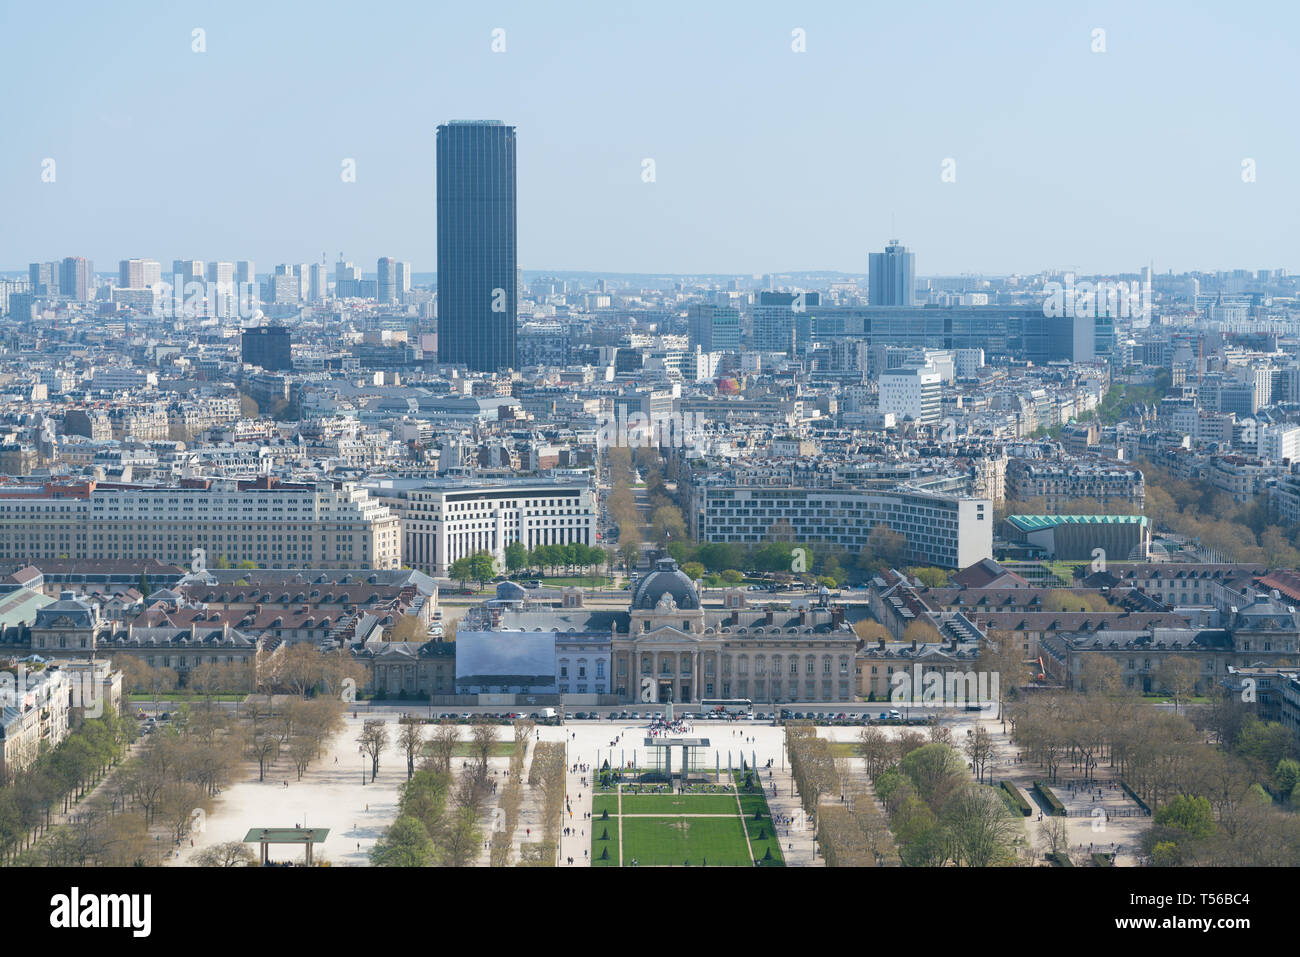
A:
[{"left": 4, "top": 0, "right": 1294, "bottom": 276}]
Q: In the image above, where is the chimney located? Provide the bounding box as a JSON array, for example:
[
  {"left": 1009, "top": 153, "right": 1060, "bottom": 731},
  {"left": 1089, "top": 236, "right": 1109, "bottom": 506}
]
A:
[
  {"left": 832, "top": 606, "right": 845, "bottom": 629},
  {"left": 911, "top": 639, "right": 917, "bottom": 652},
  {"left": 730, "top": 610, "right": 740, "bottom": 626},
  {"left": 765, "top": 609, "right": 774, "bottom": 625},
  {"left": 878, "top": 637, "right": 885, "bottom": 650}
]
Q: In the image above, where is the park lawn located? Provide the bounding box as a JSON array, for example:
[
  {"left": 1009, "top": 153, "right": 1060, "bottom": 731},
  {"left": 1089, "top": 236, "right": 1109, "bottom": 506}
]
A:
[
  {"left": 593, "top": 794, "right": 619, "bottom": 817},
  {"left": 620, "top": 793, "right": 742, "bottom": 815},
  {"left": 619, "top": 815, "right": 752, "bottom": 867},
  {"left": 591, "top": 821, "right": 620, "bottom": 866},
  {"left": 736, "top": 790, "right": 770, "bottom": 818},
  {"left": 828, "top": 742, "right": 859, "bottom": 758},
  {"left": 449, "top": 741, "right": 517, "bottom": 758},
  {"left": 743, "top": 815, "right": 785, "bottom": 866},
  {"left": 128, "top": 693, "right": 246, "bottom": 702}
]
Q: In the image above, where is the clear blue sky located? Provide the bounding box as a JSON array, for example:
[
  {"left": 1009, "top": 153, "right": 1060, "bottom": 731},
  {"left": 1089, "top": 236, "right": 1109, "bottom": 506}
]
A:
[{"left": 2, "top": 0, "right": 1295, "bottom": 276}]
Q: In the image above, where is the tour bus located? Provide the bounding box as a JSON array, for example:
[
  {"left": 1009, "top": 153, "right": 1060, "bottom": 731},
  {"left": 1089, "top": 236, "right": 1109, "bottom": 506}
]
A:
[{"left": 698, "top": 698, "right": 753, "bottom": 718}]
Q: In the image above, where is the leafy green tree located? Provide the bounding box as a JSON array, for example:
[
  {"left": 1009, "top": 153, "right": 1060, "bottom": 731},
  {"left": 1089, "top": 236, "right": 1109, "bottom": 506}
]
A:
[
  {"left": 1273, "top": 758, "right": 1300, "bottom": 799},
  {"left": 1154, "top": 795, "right": 1216, "bottom": 840},
  {"left": 370, "top": 815, "right": 436, "bottom": 866},
  {"left": 504, "top": 541, "right": 528, "bottom": 573},
  {"left": 681, "top": 562, "right": 705, "bottom": 581}
]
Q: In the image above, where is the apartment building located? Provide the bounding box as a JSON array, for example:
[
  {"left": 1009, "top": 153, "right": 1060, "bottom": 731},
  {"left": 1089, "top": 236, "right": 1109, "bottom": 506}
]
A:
[
  {"left": 1006, "top": 460, "right": 1145, "bottom": 510},
  {"left": 0, "top": 667, "right": 71, "bottom": 782},
  {"left": 0, "top": 478, "right": 400, "bottom": 570}
]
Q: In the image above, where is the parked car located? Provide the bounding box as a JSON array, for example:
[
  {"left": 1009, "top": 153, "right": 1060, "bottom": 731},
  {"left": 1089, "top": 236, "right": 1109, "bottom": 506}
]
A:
[{"left": 888, "top": 709, "right": 902, "bottom": 719}]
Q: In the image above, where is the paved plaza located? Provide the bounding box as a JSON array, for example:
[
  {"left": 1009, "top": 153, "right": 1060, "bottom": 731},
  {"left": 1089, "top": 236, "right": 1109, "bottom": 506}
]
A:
[{"left": 176, "top": 711, "right": 1151, "bottom": 867}]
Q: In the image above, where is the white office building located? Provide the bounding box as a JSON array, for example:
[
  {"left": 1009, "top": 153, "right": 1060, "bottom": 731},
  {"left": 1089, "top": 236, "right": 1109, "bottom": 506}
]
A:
[
  {"left": 364, "top": 477, "right": 598, "bottom": 576},
  {"left": 878, "top": 366, "right": 942, "bottom": 425}
]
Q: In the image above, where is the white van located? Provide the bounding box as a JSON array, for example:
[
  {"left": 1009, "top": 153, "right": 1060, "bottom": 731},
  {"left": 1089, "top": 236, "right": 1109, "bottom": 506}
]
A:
[{"left": 538, "top": 707, "right": 557, "bottom": 719}]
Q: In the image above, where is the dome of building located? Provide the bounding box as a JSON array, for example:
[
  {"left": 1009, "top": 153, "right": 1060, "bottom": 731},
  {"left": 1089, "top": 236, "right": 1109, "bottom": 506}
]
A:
[{"left": 632, "top": 558, "right": 700, "bottom": 611}]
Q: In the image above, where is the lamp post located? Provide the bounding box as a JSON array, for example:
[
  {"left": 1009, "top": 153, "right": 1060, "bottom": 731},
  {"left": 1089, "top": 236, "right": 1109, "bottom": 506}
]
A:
[{"left": 359, "top": 746, "right": 366, "bottom": 786}]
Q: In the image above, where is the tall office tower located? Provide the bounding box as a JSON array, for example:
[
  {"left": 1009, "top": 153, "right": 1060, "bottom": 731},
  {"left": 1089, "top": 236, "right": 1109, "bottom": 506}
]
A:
[
  {"left": 688, "top": 304, "right": 740, "bottom": 353},
  {"left": 206, "top": 261, "right": 234, "bottom": 288},
  {"left": 308, "top": 262, "right": 328, "bottom": 303},
  {"left": 206, "top": 261, "right": 236, "bottom": 316},
  {"left": 29, "top": 262, "right": 59, "bottom": 295},
  {"left": 335, "top": 257, "right": 360, "bottom": 283},
  {"left": 752, "top": 291, "right": 818, "bottom": 354},
  {"left": 335, "top": 257, "right": 362, "bottom": 297},
  {"left": 396, "top": 260, "right": 411, "bottom": 300},
  {"left": 241, "top": 324, "right": 293, "bottom": 370},
  {"left": 436, "top": 120, "right": 517, "bottom": 371},
  {"left": 268, "top": 264, "right": 301, "bottom": 304},
  {"left": 377, "top": 257, "right": 399, "bottom": 304},
  {"left": 236, "top": 260, "right": 256, "bottom": 287},
  {"left": 59, "top": 257, "right": 93, "bottom": 301},
  {"left": 172, "top": 260, "right": 205, "bottom": 288},
  {"left": 868, "top": 240, "right": 916, "bottom": 306},
  {"left": 119, "top": 259, "right": 161, "bottom": 288}
]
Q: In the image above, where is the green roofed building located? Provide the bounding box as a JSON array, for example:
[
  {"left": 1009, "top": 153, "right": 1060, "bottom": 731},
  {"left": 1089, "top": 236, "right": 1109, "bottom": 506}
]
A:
[{"left": 1004, "top": 514, "right": 1150, "bottom": 562}]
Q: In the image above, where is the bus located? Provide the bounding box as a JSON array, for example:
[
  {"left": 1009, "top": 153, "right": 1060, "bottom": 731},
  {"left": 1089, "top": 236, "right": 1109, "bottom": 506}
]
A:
[{"left": 698, "top": 698, "right": 753, "bottom": 717}]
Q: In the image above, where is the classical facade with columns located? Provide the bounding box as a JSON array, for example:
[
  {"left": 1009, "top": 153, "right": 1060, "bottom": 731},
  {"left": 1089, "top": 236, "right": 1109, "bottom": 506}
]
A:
[{"left": 609, "top": 558, "right": 857, "bottom": 704}]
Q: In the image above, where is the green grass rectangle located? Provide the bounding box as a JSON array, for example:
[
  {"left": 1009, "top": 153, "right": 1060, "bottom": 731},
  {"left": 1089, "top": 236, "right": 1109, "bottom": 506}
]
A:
[
  {"left": 619, "top": 793, "right": 741, "bottom": 815},
  {"left": 593, "top": 794, "right": 619, "bottom": 817},
  {"left": 591, "top": 822, "right": 620, "bottom": 866},
  {"left": 618, "top": 816, "right": 752, "bottom": 867}
]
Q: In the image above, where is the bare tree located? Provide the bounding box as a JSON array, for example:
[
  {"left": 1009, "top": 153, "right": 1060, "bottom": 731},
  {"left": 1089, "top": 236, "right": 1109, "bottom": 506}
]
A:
[
  {"left": 358, "top": 720, "right": 390, "bottom": 782},
  {"left": 1038, "top": 815, "right": 1070, "bottom": 857},
  {"left": 425, "top": 720, "right": 460, "bottom": 775},
  {"left": 470, "top": 721, "right": 498, "bottom": 771},
  {"left": 398, "top": 722, "right": 425, "bottom": 780},
  {"left": 963, "top": 725, "right": 995, "bottom": 784},
  {"left": 194, "top": 841, "right": 257, "bottom": 867}
]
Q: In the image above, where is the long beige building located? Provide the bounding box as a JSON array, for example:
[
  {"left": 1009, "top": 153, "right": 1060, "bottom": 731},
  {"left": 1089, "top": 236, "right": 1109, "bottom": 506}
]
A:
[{"left": 0, "top": 478, "right": 400, "bottom": 570}]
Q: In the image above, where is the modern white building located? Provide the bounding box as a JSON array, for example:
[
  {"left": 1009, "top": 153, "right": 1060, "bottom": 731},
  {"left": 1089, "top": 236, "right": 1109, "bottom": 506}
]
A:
[
  {"left": 1258, "top": 425, "right": 1300, "bottom": 464},
  {"left": 364, "top": 477, "right": 598, "bottom": 576},
  {"left": 878, "top": 366, "right": 942, "bottom": 425}
]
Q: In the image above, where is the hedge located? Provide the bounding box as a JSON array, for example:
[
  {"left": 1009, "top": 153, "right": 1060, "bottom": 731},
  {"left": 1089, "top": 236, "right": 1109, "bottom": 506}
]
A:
[
  {"left": 1120, "top": 780, "right": 1151, "bottom": 814},
  {"left": 1034, "top": 780, "right": 1066, "bottom": 816},
  {"left": 1048, "top": 851, "right": 1073, "bottom": 867},
  {"left": 1001, "top": 780, "right": 1032, "bottom": 816},
  {"left": 1091, "top": 853, "right": 1115, "bottom": 867}
]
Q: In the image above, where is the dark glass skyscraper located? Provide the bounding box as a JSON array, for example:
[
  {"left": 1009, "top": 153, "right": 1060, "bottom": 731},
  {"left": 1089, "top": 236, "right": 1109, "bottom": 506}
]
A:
[{"left": 436, "top": 120, "right": 517, "bottom": 371}]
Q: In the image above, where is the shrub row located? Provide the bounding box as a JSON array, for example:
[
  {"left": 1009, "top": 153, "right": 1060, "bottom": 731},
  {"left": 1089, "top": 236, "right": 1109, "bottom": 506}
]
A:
[
  {"left": 1120, "top": 780, "right": 1151, "bottom": 814},
  {"left": 1001, "top": 780, "right": 1032, "bottom": 816},
  {"left": 1034, "top": 780, "right": 1066, "bottom": 816}
]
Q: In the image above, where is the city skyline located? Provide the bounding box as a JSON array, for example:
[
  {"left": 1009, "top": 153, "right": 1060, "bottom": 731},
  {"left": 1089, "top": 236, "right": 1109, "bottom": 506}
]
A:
[{"left": 3, "top": 1, "right": 1296, "bottom": 275}]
